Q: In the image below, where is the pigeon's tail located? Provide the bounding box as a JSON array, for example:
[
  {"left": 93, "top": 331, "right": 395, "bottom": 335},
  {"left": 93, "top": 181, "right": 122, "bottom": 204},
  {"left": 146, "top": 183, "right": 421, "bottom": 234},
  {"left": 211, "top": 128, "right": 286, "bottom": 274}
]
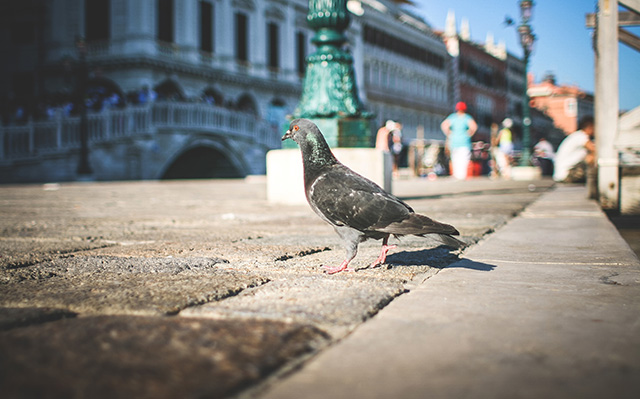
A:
[
  {"left": 433, "top": 233, "right": 467, "bottom": 249},
  {"left": 382, "top": 213, "right": 459, "bottom": 236},
  {"left": 380, "top": 213, "right": 466, "bottom": 249}
]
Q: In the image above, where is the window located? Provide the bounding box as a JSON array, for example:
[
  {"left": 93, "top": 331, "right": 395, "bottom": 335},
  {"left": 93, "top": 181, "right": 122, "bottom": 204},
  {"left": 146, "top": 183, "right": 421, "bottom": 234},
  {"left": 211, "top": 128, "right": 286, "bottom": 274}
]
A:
[
  {"left": 267, "top": 22, "right": 279, "bottom": 70},
  {"left": 10, "top": 20, "right": 36, "bottom": 45},
  {"left": 362, "top": 24, "right": 445, "bottom": 70},
  {"left": 13, "top": 71, "right": 35, "bottom": 102},
  {"left": 295, "top": 31, "right": 306, "bottom": 76},
  {"left": 85, "top": 0, "right": 110, "bottom": 41},
  {"left": 565, "top": 98, "right": 577, "bottom": 117},
  {"left": 157, "top": 0, "right": 174, "bottom": 43},
  {"left": 235, "top": 13, "right": 248, "bottom": 62},
  {"left": 199, "top": 1, "right": 214, "bottom": 53}
]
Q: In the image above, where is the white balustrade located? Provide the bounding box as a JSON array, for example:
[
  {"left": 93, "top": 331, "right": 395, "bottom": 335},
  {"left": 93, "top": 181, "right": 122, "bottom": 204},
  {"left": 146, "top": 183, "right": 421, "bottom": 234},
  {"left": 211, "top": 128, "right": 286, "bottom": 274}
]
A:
[{"left": 0, "top": 103, "right": 280, "bottom": 161}]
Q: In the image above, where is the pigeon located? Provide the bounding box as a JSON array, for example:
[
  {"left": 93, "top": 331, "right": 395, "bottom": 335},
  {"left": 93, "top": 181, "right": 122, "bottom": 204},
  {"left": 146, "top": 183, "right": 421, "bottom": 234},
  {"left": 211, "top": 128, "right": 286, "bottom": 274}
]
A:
[{"left": 282, "top": 118, "right": 465, "bottom": 274}]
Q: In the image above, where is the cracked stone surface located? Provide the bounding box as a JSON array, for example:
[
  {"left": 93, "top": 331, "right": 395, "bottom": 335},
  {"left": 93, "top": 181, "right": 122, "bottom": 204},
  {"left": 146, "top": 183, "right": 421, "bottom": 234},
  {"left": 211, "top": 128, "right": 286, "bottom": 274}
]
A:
[
  {"left": 0, "top": 178, "right": 553, "bottom": 398},
  {"left": 0, "top": 256, "right": 266, "bottom": 315},
  {"left": 0, "top": 237, "right": 113, "bottom": 269},
  {"left": 181, "top": 275, "right": 407, "bottom": 337},
  {"left": 0, "top": 316, "right": 329, "bottom": 399}
]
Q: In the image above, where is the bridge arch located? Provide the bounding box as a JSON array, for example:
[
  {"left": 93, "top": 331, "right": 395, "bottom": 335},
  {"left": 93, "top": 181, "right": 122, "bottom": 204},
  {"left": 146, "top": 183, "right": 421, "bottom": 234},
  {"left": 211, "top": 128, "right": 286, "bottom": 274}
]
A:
[{"left": 159, "top": 138, "right": 248, "bottom": 180}]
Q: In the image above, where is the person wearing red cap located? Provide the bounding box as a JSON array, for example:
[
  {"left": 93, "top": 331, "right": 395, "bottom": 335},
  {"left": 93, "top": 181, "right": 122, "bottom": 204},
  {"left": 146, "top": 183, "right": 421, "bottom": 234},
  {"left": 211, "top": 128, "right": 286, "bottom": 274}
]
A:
[{"left": 440, "top": 102, "right": 478, "bottom": 179}]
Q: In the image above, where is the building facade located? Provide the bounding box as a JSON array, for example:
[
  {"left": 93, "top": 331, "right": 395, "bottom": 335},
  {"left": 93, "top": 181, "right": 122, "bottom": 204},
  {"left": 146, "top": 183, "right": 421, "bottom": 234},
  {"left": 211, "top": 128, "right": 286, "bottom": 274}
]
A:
[
  {"left": 505, "top": 52, "right": 526, "bottom": 139},
  {"left": 1, "top": 0, "right": 308, "bottom": 124},
  {"left": 528, "top": 73, "right": 595, "bottom": 136},
  {"left": 0, "top": 0, "right": 453, "bottom": 182},
  {"left": 356, "top": 0, "right": 450, "bottom": 141},
  {"left": 442, "top": 10, "right": 515, "bottom": 142}
]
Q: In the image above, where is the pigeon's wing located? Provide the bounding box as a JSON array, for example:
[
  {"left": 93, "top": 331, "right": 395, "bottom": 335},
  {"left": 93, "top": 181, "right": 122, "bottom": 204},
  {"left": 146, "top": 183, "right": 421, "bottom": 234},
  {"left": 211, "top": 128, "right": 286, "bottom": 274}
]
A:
[
  {"left": 308, "top": 164, "right": 460, "bottom": 237},
  {"left": 307, "top": 164, "right": 413, "bottom": 232}
]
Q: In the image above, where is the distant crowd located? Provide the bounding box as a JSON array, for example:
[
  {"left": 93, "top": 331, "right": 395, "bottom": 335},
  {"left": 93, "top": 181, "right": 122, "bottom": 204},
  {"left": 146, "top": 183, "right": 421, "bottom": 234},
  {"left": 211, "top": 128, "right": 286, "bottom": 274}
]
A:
[
  {"left": 1, "top": 86, "right": 222, "bottom": 127},
  {"left": 378, "top": 101, "right": 595, "bottom": 184}
]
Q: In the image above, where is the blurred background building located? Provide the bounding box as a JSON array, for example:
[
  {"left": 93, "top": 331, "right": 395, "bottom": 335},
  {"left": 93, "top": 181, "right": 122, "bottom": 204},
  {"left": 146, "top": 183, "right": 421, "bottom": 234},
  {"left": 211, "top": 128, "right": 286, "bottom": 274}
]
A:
[
  {"left": 3, "top": 0, "right": 565, "bottom": 183},
  {"left": 0, "top": 0, "right": 457, "bottom": 182},
  {"left": 528, "top": 72, "right": 595, "bottom": 136},
  {"left": 357, "top": 0, "right": 450, "bottom": 141}
]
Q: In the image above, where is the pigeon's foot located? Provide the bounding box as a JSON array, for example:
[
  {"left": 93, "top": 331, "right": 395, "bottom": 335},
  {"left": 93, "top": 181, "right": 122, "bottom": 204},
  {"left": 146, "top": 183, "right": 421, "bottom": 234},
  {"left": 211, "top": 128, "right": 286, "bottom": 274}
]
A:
[
  {"left": 370, "top": 244, "right": 397, "bottom": 268},
  {"left": 323, "top": 260, "right": 354, "bottom": 275}
]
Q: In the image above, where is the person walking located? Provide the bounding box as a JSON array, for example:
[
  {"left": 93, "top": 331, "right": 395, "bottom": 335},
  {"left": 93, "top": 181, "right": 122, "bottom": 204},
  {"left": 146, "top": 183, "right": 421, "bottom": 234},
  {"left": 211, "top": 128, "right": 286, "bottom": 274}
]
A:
[
  {"left": 493, "top": 118, "right": 514, "bottom": 179},
  {"left": 441, "top": 102, "right": 477, "bottom": 180},
  {"left": 375, "top": 120, "right": 395, "bottom": 152},
  {"left": 389, "top": 122, "right": 404, "bottom": 177}
]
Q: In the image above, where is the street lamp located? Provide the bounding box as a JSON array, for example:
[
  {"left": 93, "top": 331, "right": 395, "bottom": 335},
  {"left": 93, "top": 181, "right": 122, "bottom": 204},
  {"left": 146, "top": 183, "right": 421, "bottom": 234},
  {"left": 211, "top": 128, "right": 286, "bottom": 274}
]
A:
[
  {"left": 290, "top": 0, "right": 371, "bottom": 148},
  {"left": 516, "top": 0, "right": 536, "bottom": 166},
  {"left": 75, "top": 35, "right": 92, "bottom": 177}
]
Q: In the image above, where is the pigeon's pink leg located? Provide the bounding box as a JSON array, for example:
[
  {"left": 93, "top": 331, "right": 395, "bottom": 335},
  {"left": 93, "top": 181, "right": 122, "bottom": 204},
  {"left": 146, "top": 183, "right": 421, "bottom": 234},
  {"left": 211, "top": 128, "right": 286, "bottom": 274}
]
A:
[
  {"left": 370, "top": 237, "right": 397, "bottom": 268},
  {"left": 324, "top": 259, "right": 355, "bottom": 274}
]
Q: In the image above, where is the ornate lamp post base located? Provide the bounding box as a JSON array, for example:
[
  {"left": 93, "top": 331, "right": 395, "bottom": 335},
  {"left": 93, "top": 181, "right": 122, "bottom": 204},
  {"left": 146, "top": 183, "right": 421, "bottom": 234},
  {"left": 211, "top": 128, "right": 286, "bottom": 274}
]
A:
[
  {"left": 300, "top": 117, "right": 371, "bottom": 148},
  {"left": 287, "top": 0, "right": 371, "bottom": 147},
  {"left": 268, "top": 0, "right": 386, "bottom": 204}
]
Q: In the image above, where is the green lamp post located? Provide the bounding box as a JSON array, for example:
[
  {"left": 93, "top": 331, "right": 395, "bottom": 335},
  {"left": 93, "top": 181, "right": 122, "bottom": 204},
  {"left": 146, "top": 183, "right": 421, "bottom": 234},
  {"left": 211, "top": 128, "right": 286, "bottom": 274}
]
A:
[
  {"left": 516, "top": 0, "right": 535, "bottom": 166},
  {"left": 291, "top": 0, "right": 371, "bottom": 148}
]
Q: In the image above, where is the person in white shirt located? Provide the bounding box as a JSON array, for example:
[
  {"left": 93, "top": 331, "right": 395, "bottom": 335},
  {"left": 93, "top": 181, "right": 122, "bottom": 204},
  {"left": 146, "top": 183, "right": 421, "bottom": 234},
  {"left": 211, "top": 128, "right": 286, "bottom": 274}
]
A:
[
  {"left": 553, "top": 116, "right": 595, "bottom": 182},
  {"left": 533, "top": 137, "right": 555, "bottom": 176}
]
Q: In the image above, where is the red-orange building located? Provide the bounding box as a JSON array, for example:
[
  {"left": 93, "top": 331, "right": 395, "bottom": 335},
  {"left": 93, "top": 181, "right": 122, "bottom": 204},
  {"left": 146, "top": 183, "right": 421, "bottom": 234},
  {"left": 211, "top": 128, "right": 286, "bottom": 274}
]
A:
[{"left": 528, "top": 74, "right": 594, "bottom": 135}]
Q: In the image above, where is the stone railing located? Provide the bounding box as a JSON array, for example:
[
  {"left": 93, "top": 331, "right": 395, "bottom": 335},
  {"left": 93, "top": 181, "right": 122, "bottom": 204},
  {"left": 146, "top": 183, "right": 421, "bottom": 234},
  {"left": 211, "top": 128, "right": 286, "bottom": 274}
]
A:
[{"left": 0, "top": 103, "right": 281, "bottom": 161}]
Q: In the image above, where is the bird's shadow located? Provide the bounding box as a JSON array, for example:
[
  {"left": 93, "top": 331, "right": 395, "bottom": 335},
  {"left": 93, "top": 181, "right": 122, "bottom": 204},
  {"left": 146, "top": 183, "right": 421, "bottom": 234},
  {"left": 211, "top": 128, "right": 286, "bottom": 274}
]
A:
[{"left": 386, "top": 247, "right": 496, "bottom": 272}]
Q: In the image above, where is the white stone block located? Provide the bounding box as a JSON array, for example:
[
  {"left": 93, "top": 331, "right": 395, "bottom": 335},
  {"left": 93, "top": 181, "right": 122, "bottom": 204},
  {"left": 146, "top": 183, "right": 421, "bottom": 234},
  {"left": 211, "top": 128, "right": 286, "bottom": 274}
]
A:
[
  {"left": 511, "top": 166, "right": 543, "bottom": 181},
  {"left": 267, "top": 148, "right": 393, "bottom": 204}
]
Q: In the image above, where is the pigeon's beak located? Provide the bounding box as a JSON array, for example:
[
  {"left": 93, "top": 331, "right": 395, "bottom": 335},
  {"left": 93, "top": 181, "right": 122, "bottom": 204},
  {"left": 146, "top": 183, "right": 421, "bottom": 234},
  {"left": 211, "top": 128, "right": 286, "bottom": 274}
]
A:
[{"left": 282, "top": 130, "right": 293, "bottom": 141}]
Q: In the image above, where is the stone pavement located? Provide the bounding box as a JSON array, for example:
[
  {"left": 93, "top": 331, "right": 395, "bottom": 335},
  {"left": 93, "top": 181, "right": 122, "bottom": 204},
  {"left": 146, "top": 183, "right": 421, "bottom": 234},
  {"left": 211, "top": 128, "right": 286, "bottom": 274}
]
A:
[
  {"left": 262, "top": 185, "right": 640, "bottom": 399},
  {"left": 0, "top": 177, "right": 637, "bottom": 398}
]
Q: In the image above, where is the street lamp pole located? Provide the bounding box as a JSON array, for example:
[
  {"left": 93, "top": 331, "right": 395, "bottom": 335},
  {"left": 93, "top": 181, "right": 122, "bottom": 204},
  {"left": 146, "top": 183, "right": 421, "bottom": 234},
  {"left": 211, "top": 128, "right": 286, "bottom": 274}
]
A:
[
  {"left": 517, "top": 0, "right": 535, "bottom": 166},
  {"left": 289, "top": 0, "right": 371, "bottom": 148},
  {"left": 76, "top": 35, "right": 92, "bottom": 177}
]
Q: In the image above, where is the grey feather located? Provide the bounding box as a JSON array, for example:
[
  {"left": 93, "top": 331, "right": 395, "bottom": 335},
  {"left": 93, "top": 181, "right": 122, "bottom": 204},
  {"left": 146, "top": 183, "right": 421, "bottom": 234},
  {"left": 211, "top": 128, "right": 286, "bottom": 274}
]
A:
[{"left": 283, "top": 118, "right": 466, "bottom": 271}]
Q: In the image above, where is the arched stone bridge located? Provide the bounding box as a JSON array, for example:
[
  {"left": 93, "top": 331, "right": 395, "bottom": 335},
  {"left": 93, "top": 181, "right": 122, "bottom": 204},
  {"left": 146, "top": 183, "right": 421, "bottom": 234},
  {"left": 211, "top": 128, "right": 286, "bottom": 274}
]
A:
[{"left": 0, "top": 103, "right": 282, "bottom": 183}]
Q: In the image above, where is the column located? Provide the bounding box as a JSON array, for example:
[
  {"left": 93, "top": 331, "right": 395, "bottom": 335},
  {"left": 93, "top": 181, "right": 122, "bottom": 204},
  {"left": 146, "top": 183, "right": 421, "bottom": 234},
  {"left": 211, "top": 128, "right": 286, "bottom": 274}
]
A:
[
  {"left": 253, "top": 3, "right": 266, "bottom": 77},
  {"left": 175, "top": 0, "right": 199, "bottom": 62},
  {"left": 282, "top": 4, "right": 296, "bottom": 82},
  {"left": 215, "top": 0, "right": 233, "bottom": 68},
  {"left": 595, "top": 0, "right": 620, "bottom": 209},
  {"left": 121, "top": 0, "right": 156, "bottom": 55}
]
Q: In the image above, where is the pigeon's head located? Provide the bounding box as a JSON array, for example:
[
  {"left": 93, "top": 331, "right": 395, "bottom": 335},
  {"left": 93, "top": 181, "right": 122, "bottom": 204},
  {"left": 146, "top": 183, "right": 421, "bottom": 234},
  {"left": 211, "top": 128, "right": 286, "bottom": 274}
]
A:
[
  {"left": 282, "top": 118, "right": 321, "bottom": 144},
  {"left": 282, "top": 118, "right": 336, "bottom": 166}
]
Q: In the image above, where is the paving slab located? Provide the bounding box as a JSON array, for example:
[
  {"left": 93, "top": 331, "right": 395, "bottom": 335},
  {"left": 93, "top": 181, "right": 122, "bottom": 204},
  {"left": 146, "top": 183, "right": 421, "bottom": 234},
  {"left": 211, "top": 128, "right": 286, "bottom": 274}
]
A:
[
  {"left": 0, "top": 256, "right": 266, "bottom": 315},
  {"left": 260, "top": 185, "right": 640, "bottom": 399},
  {"left": 0, "top": 316, "right": 329, "bottom": 399},
  {"left": 0, "top": 307, "right": 77, "bottom": 331},
  {"left": 0, "top": 237, "right": 113, "bottom": 269},
  {"left": 181, "top": 275, "right": 406, "bottom": 337}
]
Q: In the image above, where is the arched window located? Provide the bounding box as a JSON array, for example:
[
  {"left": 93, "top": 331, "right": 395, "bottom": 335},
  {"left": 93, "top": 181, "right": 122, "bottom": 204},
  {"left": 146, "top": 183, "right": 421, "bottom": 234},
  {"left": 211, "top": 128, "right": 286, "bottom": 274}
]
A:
[
  {"left": 236, "top": 94, "right": 257, "bottom": 114},
  {"left": 85, "top": 77, "right": 125, "bottom": 111},
  {"left": 266, "top": 98, "right": 287, "bottom": 127},
  {"left": 85, "top": 0, "right": 110, "bottom": 42},
  {"left": 154, "top": 80, "right": 184, "bottom": 102},
  {"left": 202, "top": 87, "right": 223, "bottom": 106}
]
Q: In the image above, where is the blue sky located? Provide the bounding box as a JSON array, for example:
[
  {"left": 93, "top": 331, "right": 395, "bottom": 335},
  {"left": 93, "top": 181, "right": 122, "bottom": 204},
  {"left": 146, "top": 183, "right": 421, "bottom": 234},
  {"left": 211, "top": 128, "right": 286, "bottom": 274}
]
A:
[{"left": 409, "top": 0, "right": 640, "bottom": 111}]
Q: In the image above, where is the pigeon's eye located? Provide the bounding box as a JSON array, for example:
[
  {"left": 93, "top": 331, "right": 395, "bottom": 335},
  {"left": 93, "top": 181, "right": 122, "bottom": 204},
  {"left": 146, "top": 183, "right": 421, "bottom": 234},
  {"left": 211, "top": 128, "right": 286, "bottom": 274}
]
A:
[{"left": 293, "top": 125, "right": 299, "bottom": 132}]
